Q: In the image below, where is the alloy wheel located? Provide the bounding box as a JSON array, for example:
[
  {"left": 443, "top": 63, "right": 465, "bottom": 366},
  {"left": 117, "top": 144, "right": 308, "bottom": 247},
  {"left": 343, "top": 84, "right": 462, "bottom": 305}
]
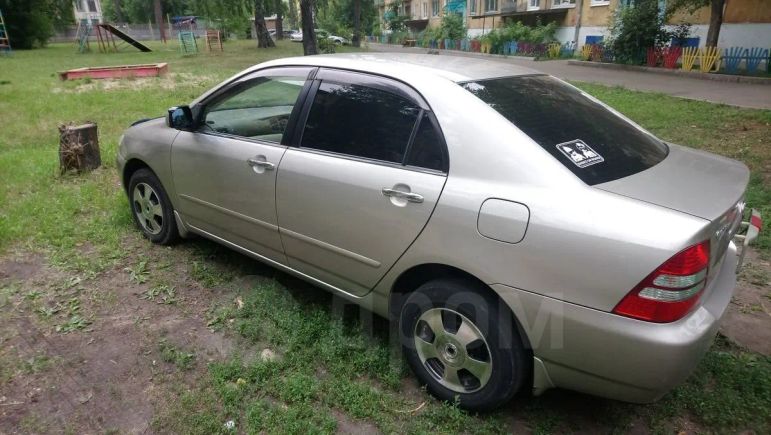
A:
[
  {"left": 413, "top": 308, "right": 493, "bottom": 393},
  {"left": 132, "top": 182, "right": 163, "bottom": 235}
]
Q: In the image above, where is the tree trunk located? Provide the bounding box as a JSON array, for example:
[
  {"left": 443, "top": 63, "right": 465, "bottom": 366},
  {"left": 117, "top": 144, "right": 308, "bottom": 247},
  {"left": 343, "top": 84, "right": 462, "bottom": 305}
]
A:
[
  {"left": 352, "top": 0, "right": 361, "bottom": 47},
  {"left": 300, "top": 0, "right": 317, "bottom": 55},
  {"left": 112, "top": 0, "right": 125, "bottom": 24},
  {"left": 705, "top": 0, "right": 724, "bottom": 47},
  {"left": 59, "top": 123, "right": 101, "bottom": 174},
  {"left": 288, "top": 0, "right": 298, "bottom": 30},
  {"left": 254, "top": 0, "right": 276, "bottom": 48},
  {"left": 276, "top": 0, "right": 284, "bottom": 40},
  {"left": 153, "top": 0, "right": 165, "bottom": 42}
]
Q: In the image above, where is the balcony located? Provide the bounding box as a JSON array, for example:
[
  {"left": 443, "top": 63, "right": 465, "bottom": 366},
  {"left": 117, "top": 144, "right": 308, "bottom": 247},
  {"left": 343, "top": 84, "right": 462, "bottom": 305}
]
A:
[{"left": 499, "top": 0, "right": 529, "bottom": 13}]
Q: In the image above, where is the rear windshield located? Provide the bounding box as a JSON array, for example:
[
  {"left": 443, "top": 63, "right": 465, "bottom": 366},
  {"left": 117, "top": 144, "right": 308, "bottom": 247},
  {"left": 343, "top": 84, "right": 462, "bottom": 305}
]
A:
[{"left": 462, "top": 75, "right": 668, "bottom": 185}]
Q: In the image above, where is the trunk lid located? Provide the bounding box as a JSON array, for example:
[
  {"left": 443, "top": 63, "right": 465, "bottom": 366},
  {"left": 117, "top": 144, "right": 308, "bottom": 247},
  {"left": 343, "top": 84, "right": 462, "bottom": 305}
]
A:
[
  {"left": 597, "top": 144, "right": 749, "bottom": 270},
  {"left": 595, "top": 144, "right": 749, "bottom": 222}
]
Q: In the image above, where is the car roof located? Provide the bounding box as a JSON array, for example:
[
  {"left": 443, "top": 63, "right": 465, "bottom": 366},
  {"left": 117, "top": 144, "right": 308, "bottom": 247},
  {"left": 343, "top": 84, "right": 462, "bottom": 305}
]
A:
[{"left": 257, "top": 52, "right": 541, "bottom": 83}]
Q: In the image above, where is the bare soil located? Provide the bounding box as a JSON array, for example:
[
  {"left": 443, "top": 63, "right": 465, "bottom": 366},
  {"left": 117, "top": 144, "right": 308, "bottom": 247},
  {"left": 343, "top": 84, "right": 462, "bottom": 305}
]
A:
[{"left": 1, "top": 240, "right": 769, "bottom": 434}]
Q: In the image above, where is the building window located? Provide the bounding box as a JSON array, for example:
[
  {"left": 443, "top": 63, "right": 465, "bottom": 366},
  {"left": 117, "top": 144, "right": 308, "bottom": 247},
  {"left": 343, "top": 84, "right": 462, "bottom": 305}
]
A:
[
  {"left": 528, "top": 0, "right": 540, "bottom": 10},
  {"left": 87, "top": 0, "right": 97, "bottom": 12},
  {"left": 485, "top": 0, "right": 497, "bottom": 12},
  {"left": 469, "top": 0, "right": 477, "bottom": 15},
  {"left": 552, "top": 0, "right": 576, "bottom": 7},
  {"left": 74, "top": 0, "right": 83, "bottom": 12},
  {"left": 590, "top": 0, "right": 610, "bottom": 6},
  {"left": 432, "top": 0, "right": 440, "bottom": 16},
  {"left": 423, "top": 2, "right": 429, "bottom": 18}
]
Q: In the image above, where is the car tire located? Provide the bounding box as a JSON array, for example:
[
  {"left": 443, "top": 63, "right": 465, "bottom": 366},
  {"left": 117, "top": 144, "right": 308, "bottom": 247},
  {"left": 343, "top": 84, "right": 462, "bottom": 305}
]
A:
[
  {"left": 399, "top": 278, "right": 529, "bottom": 411},
  {"left": 128, "top": 168, "right": 179, "bottom": 245}
]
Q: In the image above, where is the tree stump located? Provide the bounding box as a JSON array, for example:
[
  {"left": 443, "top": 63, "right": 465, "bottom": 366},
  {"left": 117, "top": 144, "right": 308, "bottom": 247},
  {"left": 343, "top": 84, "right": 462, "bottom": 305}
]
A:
[{"left": 59, "top": 122, "right": 101, "bottom": 174}]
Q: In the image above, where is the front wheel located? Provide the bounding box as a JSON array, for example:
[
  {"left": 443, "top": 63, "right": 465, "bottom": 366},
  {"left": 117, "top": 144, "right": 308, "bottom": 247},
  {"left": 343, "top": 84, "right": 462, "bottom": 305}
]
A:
[
  {"left": 399, "top": 278, "right": 530, "bottom": 411},
  {"left": 128, "top": 168, "right": 179, "bottom": 245}
]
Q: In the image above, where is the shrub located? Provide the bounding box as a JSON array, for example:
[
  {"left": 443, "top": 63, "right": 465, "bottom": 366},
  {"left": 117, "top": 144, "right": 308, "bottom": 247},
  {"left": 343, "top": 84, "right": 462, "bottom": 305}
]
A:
[
  {"left": 608, "top": 0, "right": 671, "bottom": 64},
  {"left": 439, "top": 13, "right": 466, "bottom": 40}
]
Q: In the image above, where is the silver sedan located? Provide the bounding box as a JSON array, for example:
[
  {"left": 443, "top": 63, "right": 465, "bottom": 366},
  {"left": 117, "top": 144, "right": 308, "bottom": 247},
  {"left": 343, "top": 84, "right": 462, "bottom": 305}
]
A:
[{"left": 117, "top": 53, "right": 762, "bottom": 410}]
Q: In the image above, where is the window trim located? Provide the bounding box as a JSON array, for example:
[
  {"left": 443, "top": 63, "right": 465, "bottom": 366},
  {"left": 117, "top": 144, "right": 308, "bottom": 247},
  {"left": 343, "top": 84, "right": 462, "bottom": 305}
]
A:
[
  {"left": 551, "top": 0, "right": 576, "bottom": 8},
  {"left": 292, "top": 68, "right": 449, "bottom": 175}
]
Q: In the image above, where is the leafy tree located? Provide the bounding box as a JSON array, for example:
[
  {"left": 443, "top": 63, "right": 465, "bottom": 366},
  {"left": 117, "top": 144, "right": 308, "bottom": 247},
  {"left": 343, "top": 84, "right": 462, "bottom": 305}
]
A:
[
  {"left": 287, "top": 0, "right": 299, "bottom": 29},
  {"left": 384, "top": 1, "right": 408, "bottom": 32},
  {"left": 0, "top": 0, "right": 73, "bottom": 48},
  {"left": 667, "top": 0, "right": 723, "bottom": 47}
]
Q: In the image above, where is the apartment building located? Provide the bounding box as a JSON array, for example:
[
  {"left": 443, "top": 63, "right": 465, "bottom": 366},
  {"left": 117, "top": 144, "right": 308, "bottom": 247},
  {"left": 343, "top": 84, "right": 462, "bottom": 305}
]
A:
[{"left": 376, "top": 0, "right": 771, "bottom": 48}]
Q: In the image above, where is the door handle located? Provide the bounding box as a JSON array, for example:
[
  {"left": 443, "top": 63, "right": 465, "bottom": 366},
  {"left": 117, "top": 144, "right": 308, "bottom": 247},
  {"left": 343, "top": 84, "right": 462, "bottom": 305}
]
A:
[
  {"left": 381, "top": 188, "right": 424, "bottom": 203},
  {"left": 247, "top": 157, "right": 275, "bottom": 170}
]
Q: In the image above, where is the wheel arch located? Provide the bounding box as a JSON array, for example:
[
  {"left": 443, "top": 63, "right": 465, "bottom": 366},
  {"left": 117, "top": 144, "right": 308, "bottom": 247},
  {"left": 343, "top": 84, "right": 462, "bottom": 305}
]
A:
[
  {"left": 122, "top": 158, "right": 153, "bottom": 193},
  {"left": 388, "top": 263, "right": 533, "bottom": 350}
]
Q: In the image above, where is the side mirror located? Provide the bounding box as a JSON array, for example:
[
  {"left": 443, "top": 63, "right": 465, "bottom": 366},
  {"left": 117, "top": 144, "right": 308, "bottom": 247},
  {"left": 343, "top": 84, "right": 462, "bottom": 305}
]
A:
[{"left": 166, "top": 105, "right": 194, "bottom": 130}]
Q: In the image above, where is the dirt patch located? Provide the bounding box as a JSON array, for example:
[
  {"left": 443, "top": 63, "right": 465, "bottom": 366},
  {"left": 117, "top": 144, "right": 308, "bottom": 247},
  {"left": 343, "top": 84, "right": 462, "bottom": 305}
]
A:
[
  {"left": 50, "top": 73, "right": 218, "bottom": 94},
  {"left": 0, "top": 255, "right": 45, "bottom": 282},
  {"left": 720, "top": 251, "right": 771, "bottom": 355},
  {"left": 0, "top": 248, "right": 237, "bottom": 434}
]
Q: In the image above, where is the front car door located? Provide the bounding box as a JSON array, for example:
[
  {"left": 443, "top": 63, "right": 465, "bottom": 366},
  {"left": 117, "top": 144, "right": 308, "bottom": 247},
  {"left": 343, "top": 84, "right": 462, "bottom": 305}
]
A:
[
  {"left": 171, "top": 67, "right": 314, "bottom": 265},
  {"left": 276, "top": 69, "right": 449, "bottom": 296}
]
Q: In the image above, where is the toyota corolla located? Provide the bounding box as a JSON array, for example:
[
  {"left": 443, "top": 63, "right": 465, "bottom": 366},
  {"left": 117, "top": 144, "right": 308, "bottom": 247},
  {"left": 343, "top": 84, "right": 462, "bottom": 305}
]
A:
[{"left": 117, "top": 53, "right": 761, "bottom": 410}]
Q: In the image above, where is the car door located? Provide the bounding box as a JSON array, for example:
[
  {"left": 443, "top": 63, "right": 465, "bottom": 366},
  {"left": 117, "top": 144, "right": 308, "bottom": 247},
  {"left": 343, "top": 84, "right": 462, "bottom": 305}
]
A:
[
  {"left": 276, "top": 69, "right": 449, "bottom": 296},
  {"left": 171, "top": 67, "right": 314, "bottom": 265}
]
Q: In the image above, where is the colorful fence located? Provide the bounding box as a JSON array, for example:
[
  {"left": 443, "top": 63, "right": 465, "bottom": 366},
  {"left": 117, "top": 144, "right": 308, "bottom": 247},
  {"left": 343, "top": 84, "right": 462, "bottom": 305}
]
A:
[
  {"left": 368, "top": 35, "right": 575, "bottom": 59},
  {"left": 368, "top": 35, "right": 770, "bottom": 75}
]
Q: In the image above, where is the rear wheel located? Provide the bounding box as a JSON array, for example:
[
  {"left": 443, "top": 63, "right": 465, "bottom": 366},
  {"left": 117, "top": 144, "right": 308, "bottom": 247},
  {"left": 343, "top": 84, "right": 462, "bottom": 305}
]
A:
[
  {"left": 399, "top": 278, "right": 529, "bottom": 411},
  {"left": 128, "top": 168, "right": 179, "bottom": 245}
]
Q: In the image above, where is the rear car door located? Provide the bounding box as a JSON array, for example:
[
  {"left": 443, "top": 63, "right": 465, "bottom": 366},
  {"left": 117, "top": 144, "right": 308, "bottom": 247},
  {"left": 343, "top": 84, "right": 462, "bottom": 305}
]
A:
[
  {"left": 171, "top": 67, "right": 313, "bottom": 265},
  {"left": 276, "top": 69, "right": 449, "bottom": 296}
]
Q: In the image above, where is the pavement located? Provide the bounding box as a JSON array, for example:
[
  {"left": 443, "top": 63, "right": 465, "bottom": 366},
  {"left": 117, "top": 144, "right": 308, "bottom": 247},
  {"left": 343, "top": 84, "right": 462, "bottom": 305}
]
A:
[{"left": 367, "top": 43, "right": 771, "bottom": 110}]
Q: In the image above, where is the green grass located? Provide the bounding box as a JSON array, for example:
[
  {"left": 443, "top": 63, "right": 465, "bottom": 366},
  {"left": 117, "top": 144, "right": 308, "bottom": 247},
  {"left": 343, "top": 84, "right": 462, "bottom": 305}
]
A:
[{"left": 1, "top": 41, "right": 770, "bottom": 434}]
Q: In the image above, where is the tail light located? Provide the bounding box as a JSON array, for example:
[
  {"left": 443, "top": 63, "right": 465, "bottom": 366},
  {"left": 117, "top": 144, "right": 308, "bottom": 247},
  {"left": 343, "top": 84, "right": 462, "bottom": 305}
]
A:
[{"left": 613, "top": 241, "right": 710, "bottom": 323}]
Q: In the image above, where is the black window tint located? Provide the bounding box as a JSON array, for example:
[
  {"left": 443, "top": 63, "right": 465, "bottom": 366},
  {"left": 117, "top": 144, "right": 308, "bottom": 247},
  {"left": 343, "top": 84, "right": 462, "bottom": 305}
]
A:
[
  {"left": 462, "top": 76, "right": 668, "bottom": 185},
  {"left": 301, "top": 81, "right": 420, "bottom": 164},
  {"left": 406, "top": 114, "right": 447, "bottom": 172}
]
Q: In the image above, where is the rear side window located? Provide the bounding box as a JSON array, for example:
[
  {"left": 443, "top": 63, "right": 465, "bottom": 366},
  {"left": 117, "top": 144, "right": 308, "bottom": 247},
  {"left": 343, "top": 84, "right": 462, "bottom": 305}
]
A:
[
  {"left": 405, "top": 113, "right": 447, "bottom": 172},
  {"left": 462, "top": 76, "right": 667, "bottom": 185},
  {"left": 301, "top": 81, "right": 420, "bottom": 164}
]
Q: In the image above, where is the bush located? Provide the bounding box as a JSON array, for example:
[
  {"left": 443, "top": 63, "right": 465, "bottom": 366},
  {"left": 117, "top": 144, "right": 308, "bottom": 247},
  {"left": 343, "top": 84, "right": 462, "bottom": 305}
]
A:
[
  {"left": 0, "top": 0, "right": 63, "bottom": 49},
  {"left": 439, "top": 13, "right": 466, "bottom": 40},
  {"left": 608, "top": 0, "right": 670, "bottom": 64},
  {"left": 478, "top": 20, "right": 557, "bottom": 53}
]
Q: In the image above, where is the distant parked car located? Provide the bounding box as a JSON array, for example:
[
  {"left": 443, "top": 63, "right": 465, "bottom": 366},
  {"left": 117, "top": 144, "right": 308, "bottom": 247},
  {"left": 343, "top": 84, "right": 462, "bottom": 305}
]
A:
[
  {"left": 289, "top": 31, "right": 303, "bottom": 42},
  {"left": 289, "top": 29, "right": 348, "bottom": 45},
  {"left": 118, "top": 53, "right": 761, "bottom": 411}
]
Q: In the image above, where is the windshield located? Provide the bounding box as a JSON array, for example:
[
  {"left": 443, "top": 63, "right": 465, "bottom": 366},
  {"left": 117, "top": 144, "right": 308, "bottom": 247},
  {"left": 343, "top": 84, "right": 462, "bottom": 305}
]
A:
[{"left": 462, "top": 75, "right": 668, "bottom": 185}]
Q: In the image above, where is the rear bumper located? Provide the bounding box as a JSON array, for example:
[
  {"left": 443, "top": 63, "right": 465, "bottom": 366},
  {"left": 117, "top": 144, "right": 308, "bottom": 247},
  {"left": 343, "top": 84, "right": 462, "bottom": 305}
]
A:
[{"left": 495, "top": 242, "right": 738, "bottom": 403}]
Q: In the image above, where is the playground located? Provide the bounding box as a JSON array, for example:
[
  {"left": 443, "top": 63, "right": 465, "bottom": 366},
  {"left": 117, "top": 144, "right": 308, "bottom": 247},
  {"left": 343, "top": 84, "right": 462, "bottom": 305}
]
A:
[{"left": 1, "top": 31, "right": 771, "bottom": 434}]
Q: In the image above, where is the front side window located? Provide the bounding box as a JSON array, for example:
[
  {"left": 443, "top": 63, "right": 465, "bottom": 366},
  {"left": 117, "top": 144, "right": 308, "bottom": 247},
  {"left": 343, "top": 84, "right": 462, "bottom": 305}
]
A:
[
  {"left": 432, "top": 0, "right": 440, "bottom": 16},
  {"left": 553, "top": 0, "right": 576, "bottom": 6},
  {"left": 301, "top": 82, "right": 421, "bottom": 164},
  {"left": 528, "top": 0, "right": 540, "bottom": 10},
  {"left": 486, "top": 0, "right": 498, "bottom": 12},
  {"left": 469, "top": 0, "right": 477, "bottom": 14},
  {"left": 462, "top": 76, "right": 667, "bottom": 185},
  {"left": 202, "top": 75, "right": 306, "bottom": 142}
]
